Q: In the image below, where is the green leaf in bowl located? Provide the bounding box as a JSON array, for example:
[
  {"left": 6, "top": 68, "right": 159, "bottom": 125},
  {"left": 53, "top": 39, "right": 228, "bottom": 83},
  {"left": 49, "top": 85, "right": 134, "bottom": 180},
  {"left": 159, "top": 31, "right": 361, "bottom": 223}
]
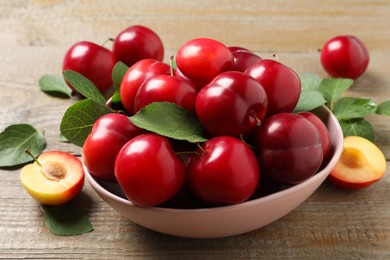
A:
[
  {"left": 130, "top": 102, "right": 208, "bottom": 143},
  {"left": 60, "top": 99, "right": 112, "bottom": 147},
  {"left": 294, "top": 90, "right": 326, "bottom": 112}
]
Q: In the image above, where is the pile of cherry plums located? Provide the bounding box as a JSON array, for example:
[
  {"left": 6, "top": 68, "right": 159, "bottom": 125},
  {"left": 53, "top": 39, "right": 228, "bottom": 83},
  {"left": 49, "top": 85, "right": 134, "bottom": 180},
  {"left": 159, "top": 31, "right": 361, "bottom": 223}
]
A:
[{"left": 67, "top": 25, "right": 332, "bottom": 208}]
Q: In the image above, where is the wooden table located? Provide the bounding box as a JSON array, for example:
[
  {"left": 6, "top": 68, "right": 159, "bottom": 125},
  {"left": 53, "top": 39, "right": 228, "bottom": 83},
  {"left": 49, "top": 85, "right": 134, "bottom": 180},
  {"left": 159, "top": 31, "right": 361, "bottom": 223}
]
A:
[{"left": 1, "top": 0, "right": 389, "bottom": 258}]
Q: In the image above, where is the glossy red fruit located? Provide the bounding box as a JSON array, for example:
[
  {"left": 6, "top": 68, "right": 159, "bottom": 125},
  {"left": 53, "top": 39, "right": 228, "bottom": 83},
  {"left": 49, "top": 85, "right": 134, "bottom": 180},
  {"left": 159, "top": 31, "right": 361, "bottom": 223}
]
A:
[
  {"left": 245, "top": 59, "right": 301, "bottom": 116},
  {"left": 196, "top": 71, "right": 268, "bottom": 137},
  {"left": 82, "top": 113, "right": 144, "bottom": 182},
  {"left": 120, "top": 59, "right": 170, "bottom": 115},
  {"left": 115, "top": 134, "right": 186, "bottom": 207},
  {"left": 187, "top": 136, "right": 260, "bottom": 205},
  {"left": 134, "top": 74, "right": 198, "bottom": 113},
  {"left": 298, "top": 111, "right": 332, "bottom": 168},
  {"left": 174, "top": 67, "right": 207, "bottom": 91},
  {"left": 176, "top": 38, "right": 234, "bottom": 83},
  {"left": 255, "top": 113, "right": 323, "bottom": 184},
  {"left": 228, "top": 46, "right": 262, "bottom": 72},
  {"left": 63, "top": 41, "right": 117, "bottom": 93},
  {"left": 320, "top": 35, "right": 369, "bottom": 79},
  {"left": 228, "top": 46, "right": 251, "bottom": 52},
  {"left": 113, "top": 25, "right": 164, "bottom": 67}
]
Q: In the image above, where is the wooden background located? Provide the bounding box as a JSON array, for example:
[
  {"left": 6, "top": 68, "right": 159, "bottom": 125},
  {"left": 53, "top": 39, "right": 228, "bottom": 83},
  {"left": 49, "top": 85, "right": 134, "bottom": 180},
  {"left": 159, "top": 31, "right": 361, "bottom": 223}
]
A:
[{"left": 0, "top": 0, "right": 389, "bottom": 258}]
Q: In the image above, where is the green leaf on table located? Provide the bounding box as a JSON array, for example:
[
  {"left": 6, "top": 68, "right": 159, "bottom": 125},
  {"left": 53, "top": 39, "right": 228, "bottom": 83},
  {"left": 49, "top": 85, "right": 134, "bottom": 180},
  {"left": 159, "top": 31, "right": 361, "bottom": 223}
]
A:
[
  {"left": 299, "top": 72, "right": 323, "bottom": 91},
  {"left": 130, "top": 102, "right": 208, "bottom": 143},
  {"left": 294, "top": 90, "right": 326, "bottom": 112},
  {"left": 39, "top": 74, "right": 72, "bottom": 98},
  {"left": 376, "top": 100, "right": 390, "bottom": 116},
  {"left": 60, "top": 99, "right": 112, "bottom": 147},
  {"left": 318, "top": 78, "right": 354, "bottom": 107},
  {"left": 110, "top": 62, "right": 129, "bottom": 109},
  {"left": 333, "top": 97, "right": 377, "bottom": 120},
  {"left": 0, "top": 124, "right": 46, "bottom": 167},
  {"left": 339, "top": 118, "right": 375, "bottom": 142},
  {"left": 62, "top": 70, "right": 105, "bottom": 104},
  {"left": 42, "top": 204, "right": 94, "bottom": 236}
]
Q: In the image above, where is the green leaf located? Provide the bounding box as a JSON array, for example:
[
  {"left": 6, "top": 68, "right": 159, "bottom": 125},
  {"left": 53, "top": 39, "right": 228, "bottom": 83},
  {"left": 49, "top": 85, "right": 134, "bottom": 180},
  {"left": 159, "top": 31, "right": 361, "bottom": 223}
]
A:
[
  {"left": 39, "top": 74, "right": 72, "bottom": 98},
  {"left": 62, "top": 70, "right": 106, "bottom": 104},
  {"left": 299, "top": 72, "right": 323, "bottom": 91},
  {"left": 130, "top": 102, "right": 208, "bottom": 143},
  {"left": 319, "top": 78, "right": 354, "bottom": 107},
  {"left": 112, "top": 61, "right": 129, "bottom": 91},
  {"left": 294, "top": 90, "right": 326, "bottom": 112},
  {"left": 60, "top": 99, "right": 112, "bottom": 147},
  {"left": 42, "top": 204, "right": 94, "bottom": 236},
  {"left": 0, "top": 124, "right": 46, "bottom": 167},
  {"left": 294, "top": 73, "right": 327, "bottom": 112},
  {"left": 376, "top": 100, "right": 390, "bottom": 116},
  {"left": 110, "top": 62, "right": 129, "bottom": 109},
  {"left": 339, "top": 118, "right": 375, "bottom": 142},
  {"left": 333, "top": 97, "right": 377, "bottom": 120}
]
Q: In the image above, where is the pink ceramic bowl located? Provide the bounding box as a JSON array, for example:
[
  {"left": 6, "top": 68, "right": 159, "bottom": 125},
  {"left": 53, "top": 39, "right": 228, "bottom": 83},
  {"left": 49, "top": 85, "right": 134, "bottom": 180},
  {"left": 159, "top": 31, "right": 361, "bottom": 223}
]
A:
[{"left": 84, "top": 106, "right": 343, "bottom": 238}]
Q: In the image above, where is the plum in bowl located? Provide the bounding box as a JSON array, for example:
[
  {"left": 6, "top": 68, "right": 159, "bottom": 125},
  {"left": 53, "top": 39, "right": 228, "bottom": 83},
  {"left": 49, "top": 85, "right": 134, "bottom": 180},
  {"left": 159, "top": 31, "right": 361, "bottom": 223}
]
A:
[{"left": 84, "top": 106, "right": 343, "bottom": 238}]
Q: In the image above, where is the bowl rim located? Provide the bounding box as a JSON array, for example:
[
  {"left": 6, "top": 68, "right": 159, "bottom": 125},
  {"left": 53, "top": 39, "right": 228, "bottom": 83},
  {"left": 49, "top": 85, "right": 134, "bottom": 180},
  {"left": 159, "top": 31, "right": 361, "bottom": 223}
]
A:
[{"left": 85, "top": 105, "right": 344, "bottom": 214}]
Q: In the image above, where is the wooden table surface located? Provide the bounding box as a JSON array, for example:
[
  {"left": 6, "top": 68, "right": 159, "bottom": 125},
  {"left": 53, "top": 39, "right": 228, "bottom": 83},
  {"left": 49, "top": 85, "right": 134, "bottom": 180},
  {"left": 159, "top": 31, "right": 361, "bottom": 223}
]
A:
[{"left": 1, "top": 0, "right": 389, "bottom": 259}]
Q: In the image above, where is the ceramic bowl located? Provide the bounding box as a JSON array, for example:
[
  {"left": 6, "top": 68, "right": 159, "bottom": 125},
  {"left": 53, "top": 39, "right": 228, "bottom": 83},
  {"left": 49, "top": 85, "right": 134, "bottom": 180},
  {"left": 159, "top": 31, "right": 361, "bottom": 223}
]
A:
[{"left": 84, "top": 106, "right": 343, "bottom": 238}]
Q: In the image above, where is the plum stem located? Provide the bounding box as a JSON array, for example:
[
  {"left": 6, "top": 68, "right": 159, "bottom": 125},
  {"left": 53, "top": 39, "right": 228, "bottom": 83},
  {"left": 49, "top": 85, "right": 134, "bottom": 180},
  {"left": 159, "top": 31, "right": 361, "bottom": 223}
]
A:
[
  {"left": 102, "top": 37, "right": 115, "bottom": 47},
  {"left": 195, "top": 142, "right": 207, "bottom": 156},
  {"left": 272, "top": 53, "right": 279, "bottom": 62},
  {"left": 249, "top": 111, "right": 262, "bottom": 127},
  {"left": 24, "top": 149, "right": 66, "bottom": 181},
  {"left": 239, "top": 134, "right": 255, "bottom": 150},
  {"left": 169, "top": 55, "right": 175, "bottom": 76},
  {"left": 175, "top": 151, "right": 198, "bottom": 156},
  {"left": 24, "top": 148, "right": 42, "bottom": 167}
]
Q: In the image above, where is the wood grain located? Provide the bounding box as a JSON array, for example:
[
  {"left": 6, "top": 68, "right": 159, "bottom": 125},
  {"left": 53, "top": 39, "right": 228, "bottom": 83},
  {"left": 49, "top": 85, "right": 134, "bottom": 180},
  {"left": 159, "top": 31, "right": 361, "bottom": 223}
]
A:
[{"left": 0, "top": 0, "right": 389, "bottom": 259}]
